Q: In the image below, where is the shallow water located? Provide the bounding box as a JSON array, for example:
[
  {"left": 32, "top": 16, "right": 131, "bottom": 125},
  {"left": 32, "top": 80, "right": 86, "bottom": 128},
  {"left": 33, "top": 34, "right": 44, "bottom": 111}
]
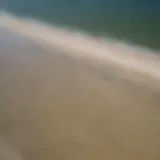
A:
[{"left": 0, "top": 0, "right": 160, "bottom": 50}]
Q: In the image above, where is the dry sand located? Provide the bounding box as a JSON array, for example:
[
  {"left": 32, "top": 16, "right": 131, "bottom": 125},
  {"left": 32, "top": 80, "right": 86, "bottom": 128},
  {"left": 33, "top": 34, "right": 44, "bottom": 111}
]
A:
[{"left": 0, "top": 15, "right": 160, "bottom": 160}]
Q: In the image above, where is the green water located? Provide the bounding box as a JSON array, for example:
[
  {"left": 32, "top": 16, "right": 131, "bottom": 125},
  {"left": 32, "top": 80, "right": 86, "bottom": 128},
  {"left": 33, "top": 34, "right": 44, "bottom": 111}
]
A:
[{"left": 0, "top": 0, "right": 160, "bottom": 50}]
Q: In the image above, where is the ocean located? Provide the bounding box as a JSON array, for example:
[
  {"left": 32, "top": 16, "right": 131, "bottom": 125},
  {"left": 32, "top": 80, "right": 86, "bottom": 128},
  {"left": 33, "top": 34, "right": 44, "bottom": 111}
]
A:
[
  {"left": 0, "top": 1, "right": 160, "bottom": 160},
  {"left": 0, "top": 0, "right": 160, "bottom": 50}
]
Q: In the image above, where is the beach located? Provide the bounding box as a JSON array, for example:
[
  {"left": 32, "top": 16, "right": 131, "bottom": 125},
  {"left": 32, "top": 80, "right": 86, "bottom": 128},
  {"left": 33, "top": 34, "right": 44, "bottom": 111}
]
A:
[{"left": 0, "top": 15, "right": 160, "bottom": 160}]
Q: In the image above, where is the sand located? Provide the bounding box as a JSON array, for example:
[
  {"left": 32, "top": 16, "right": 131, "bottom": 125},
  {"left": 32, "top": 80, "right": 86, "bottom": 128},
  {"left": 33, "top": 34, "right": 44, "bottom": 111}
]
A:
[{"left": 0, "top": 15, "right": 160, "bottom": 160}]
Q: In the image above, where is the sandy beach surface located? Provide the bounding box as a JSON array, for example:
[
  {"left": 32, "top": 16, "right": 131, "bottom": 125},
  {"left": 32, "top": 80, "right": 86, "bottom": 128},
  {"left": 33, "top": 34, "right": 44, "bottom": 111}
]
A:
[{"left": 0, "top": 17, "right": 160, "bottom": 160}]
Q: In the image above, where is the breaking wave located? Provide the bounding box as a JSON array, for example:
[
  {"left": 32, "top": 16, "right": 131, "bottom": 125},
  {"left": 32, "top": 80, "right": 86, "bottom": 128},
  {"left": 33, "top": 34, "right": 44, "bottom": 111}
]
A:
[{"left": 0, "top": 11, "right": 160, "bottom": 79}]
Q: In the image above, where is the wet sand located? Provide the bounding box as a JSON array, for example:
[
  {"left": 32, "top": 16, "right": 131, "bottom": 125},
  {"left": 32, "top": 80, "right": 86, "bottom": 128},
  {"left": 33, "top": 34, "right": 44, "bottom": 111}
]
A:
[{"left": 0, "top": 27, "right": 160, "bottom": 160}]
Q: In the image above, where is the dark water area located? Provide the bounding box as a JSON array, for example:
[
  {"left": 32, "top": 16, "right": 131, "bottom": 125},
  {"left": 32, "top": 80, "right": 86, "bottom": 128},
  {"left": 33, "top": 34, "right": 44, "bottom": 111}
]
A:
[{"left": 0, "top": 0, "right": 160, "bottom": 50}]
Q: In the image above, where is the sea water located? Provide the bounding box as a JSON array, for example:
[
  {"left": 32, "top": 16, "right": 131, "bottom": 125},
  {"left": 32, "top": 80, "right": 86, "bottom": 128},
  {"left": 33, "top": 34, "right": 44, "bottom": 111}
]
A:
[{"left": 0, "top": 0, "right": 160, "bottom": 50}]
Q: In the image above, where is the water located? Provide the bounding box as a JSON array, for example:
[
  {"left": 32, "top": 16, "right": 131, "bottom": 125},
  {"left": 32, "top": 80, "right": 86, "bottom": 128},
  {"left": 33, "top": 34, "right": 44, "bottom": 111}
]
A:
[
  {"left": 0, "top": 0, "right": 160, "bottom": 50},
  {"left": 0, "top": 2, "right": 160, "bottom": 160}
]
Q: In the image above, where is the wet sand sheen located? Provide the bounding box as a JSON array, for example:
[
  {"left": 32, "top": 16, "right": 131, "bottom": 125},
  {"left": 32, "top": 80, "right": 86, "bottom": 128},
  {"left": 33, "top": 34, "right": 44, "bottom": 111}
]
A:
[{"left": 0, "top": 28, "right": 160, "bottom": 160}]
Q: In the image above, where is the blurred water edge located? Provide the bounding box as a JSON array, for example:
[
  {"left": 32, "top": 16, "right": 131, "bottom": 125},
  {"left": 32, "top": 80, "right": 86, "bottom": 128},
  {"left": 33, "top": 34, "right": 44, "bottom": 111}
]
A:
[{"left": 0, "top": 0, "right": 160, "bottom": 50}]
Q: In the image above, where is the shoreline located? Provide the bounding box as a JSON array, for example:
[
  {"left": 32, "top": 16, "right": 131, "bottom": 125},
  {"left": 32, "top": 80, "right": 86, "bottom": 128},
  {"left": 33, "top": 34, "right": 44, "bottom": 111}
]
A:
[
  {"left": 0, "top": 18, "right": 160, "bottom": 160},
  {"left": 0, "top": 13, "right": 160, "bottom": 80}
]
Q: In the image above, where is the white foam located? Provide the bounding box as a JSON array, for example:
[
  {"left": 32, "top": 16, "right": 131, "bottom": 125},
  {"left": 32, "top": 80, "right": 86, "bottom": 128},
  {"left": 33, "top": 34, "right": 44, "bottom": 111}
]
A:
[{"left": 0, "top": 12, "right": 160, "bottom": 79}]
